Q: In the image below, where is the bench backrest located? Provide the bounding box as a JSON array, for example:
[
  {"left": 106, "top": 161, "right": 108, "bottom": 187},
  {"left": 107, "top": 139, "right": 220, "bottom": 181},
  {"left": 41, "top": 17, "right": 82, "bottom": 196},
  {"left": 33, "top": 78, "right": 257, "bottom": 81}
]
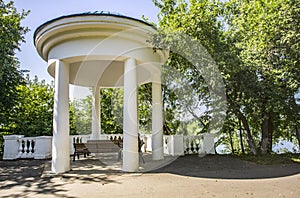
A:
[
  {"left": 86, "top": 140, "right": 120, "bottom": 153},
  {"left": 74, "top": 143, "right": 88, "bottom": 151}
]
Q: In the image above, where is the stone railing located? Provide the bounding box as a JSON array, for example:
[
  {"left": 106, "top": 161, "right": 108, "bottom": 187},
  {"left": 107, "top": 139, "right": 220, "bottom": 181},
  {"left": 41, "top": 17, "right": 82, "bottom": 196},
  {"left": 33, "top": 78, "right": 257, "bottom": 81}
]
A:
[
  {"left": 3, "top": 133, "right": 216, "bottom": 160},
  {"left": 3, "top": 135, "right": 52, "bottom": 160}
]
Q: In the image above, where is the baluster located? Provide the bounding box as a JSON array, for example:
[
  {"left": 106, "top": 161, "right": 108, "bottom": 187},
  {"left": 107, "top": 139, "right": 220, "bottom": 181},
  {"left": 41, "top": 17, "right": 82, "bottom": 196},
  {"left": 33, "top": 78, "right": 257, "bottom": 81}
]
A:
[
  {"left": 22, "top": 140, "right": 28, "bottom": 158},
  {"left": 186, "top": 137, "right": 190, "bottom": 154},
  {"left": 195, "top": 137, "right": 200, "bottom": 154},
  {"left": 31, "top": 139, "right": 35, "bottom": 153},
  {"left": 117, "top": 134, "right": 122, "bottom": 140},
  {"left": 27, "top": 139, "right": 33, "bottom": 157},
  {"left": 190, "top": 137, "right": 195, "bottom": 154},
  {"left": 201, "top": 135, "right": 204, "bottom": 153},
  {"left": 190, "top": 136, "right": 194, "bottom": 154},
  {"left": 17, "top": 139, "right": 23, "bottom": 158},
  {"left": 21, "top": 140, "right": 25, "bottom": 154},
  {"left": 26, "top": 140, "right": 31, "bottom": 153},
  {"left": 164, "top": 136, "right": 168, "bottom": 145},
  {"left": 185, "top": 137, "right": 189, "bottom": 154},
  {"left": 118, "top": 136, "right": 122, "bottom": 142}
]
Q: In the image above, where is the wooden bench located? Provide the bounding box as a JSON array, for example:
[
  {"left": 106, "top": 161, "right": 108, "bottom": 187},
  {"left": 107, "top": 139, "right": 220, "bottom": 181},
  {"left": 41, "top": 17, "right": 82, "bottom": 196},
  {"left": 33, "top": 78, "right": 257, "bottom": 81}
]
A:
[
  {"left": 85, "top": 140, "right": 122, "bottom": 161},
  {"left": 73, "top": 143, "right": 91, "bottom": 161}
]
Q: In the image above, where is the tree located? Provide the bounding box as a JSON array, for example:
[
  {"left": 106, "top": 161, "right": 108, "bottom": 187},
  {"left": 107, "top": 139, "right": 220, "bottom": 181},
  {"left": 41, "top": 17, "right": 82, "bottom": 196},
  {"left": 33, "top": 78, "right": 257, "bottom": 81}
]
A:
[
  {"left": 71, "top": 97, "right": 92, "bottom": 134},
  {"left": 0, "top": 0, "right": 29, "bottom": 130},
  {"left": 152, "top": 0, "right": 228, "bottom": 137},
  {"left": 225, "top": 0, "right": 300, "bottom": 154},
  {"left": 100, "top": 88, "right": 123, "bottom": 134},
  {"left": 152, "top": 0, "right": 300, "bottom": 154},
  {"left": 12, "top": 76, "right": 54, "bottom": 136}
]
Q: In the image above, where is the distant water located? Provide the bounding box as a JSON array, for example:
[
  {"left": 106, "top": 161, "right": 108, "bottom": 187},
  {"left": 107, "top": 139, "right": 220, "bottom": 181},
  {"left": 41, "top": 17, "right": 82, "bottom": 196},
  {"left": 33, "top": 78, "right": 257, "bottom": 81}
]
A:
[{"left": 216, "top": 139, "right": 299, "bottom": 154}]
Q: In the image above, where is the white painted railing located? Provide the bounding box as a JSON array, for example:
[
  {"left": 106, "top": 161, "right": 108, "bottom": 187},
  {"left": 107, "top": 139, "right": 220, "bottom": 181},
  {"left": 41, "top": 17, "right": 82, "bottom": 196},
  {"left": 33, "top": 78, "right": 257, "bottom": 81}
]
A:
[
  {"left": 3, "top": 133, "right": 216, "bottom": 160},
  {"left": 3, "top": 135, "right": 52, "bottom": 160},
  {"left": 18, "top": 137, "right": 35, "bottom": 158}
]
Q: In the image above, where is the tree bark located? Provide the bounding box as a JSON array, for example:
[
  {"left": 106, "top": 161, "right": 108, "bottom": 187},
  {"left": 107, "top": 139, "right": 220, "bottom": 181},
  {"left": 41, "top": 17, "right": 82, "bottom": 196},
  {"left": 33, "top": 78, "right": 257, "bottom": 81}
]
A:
[
  {"left": 237, "top": 111, "right": 257, "bottom": 155},
  {"left": 239, "top": 119, "right": 245, "bottom": 154},
  {"left": 229, "top": 130, "right": 235, "bottom": 154},
  {"left": 260, "top": 115, "right": 269, "bottom": 154},
  {"left": 296, "top": 126, "right": 300, "bottom": 153},
  {"left": 260, "top": 113, "right": 273, "bottom": 154},
  {"left": 163, "top": 123, "right": 171, "bottom": 135}
]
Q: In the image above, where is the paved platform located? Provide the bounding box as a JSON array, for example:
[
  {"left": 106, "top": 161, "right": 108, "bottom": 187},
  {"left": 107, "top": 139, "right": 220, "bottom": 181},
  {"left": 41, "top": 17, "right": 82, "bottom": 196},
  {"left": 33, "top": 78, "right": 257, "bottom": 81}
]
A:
[
  {"left": 62, "top": 152, "right": 178, "bottom": 174},
  {"left": 1, "top": 155, "right": 300, "bottom": 197}
]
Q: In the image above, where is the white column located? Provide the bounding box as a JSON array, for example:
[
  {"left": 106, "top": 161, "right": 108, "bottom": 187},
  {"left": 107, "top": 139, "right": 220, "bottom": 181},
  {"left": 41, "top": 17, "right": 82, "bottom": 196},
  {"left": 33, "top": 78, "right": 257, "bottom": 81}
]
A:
[
  {"left": 91, "top": 85, "right": 101, "bottom": 140},
  {"left": 152, "top": 75, "right": 164, "bottom": 160},
  {"left": 52, "top": 60, "right": 70, "bottom": 174},
  {"left": 122, "top": 57, "right": 139, "bottom": 172}
]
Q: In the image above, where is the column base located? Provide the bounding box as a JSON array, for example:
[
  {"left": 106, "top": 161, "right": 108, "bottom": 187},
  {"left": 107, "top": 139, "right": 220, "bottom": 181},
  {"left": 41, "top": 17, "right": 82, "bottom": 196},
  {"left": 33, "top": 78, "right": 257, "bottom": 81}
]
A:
[
  {"left": 122, "top": 150, "right": 139, "bottom": 172},
  {"left": 152, "top": 147, "right": 164, "bottom": 160}
]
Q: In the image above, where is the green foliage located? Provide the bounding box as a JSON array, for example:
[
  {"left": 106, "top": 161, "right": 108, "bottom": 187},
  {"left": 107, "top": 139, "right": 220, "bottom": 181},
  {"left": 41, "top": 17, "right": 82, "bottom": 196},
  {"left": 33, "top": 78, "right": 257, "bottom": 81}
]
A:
[
  {"left": 225, "top": 0, "right": 300, "bottom": 153},
  {"left": 71, "top": 88, "right": 124, "bottom": 134},
  {"left": 138, "top": 84, "right": 152, "bottom": 134},
  {"left": 100, "top": 88, "right": 123, "bottom": 134},
  {"left": 0, "top": 0, "right": 29, "bottom": 128},
  {"left": 70, "top": 84, "right": 161, "bottom": 135},
  {"left": 152, "top": 0, "right": 300, "bottom": 154},
  {"left": 71, "top": 97, "right": 92, "bottom": 134},
  {"left": 69, "top": 102, "right": 77, "bottom": 135},
  {"left": 12, "top": 76, "right": 54, "bottom": 136},
  {"left": 152, "top": 0, "right": 228, "bottom": 136}
]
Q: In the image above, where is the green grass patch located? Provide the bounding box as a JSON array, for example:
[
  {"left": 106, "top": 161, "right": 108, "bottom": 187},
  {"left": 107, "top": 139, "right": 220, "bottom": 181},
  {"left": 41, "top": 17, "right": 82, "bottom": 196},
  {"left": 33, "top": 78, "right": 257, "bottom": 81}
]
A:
[
  {"left": 237, "top": 153, "right": 300, "bottom": 165},
  {"left": 291, "top": 158, "right": 300, "bottom": 163}
]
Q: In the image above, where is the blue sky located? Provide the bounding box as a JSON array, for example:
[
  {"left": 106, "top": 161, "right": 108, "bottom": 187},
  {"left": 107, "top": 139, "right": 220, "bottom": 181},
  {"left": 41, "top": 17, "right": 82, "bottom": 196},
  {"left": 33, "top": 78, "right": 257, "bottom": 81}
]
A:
[{"left": 14, "top": 0, "right": 159, "bottom": 82}]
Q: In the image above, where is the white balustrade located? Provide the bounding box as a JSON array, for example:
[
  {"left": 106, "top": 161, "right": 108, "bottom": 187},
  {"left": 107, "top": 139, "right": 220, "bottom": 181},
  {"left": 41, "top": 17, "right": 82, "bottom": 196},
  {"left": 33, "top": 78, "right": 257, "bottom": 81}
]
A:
[
  {"left": 184, "top": 135, "right": 204, "bottom": 155},
  {"left": 3, "top": 133, "right": 217, "bottom": 160},
  {"left": 70, "top": 134, "right": 91, "bottom": 154},
  {"left": 202, "top": 133, "right": 216, "bottom": 154},
  {"left": 34, "top": 136, "right": 52, "bottom": 159},
  {"left": 143, "top": 134, "right": 152, "bottom": 152},
  {"left": 168, "top": 135, "right": 185, "bottom": 156},
  {"left": 17, "top": 137, "right": 36, "bottom": 158},
  {"left": 3, "top": 135, "right": 24, "bottom": 160}
]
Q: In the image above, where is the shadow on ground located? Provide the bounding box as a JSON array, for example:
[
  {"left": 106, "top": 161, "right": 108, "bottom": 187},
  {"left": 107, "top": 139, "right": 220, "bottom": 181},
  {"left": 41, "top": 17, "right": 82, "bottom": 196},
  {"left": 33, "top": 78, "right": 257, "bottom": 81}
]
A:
[
  {"left": 0, "top": 159, "right": 120, "bottom": 198},
  {"left": 150, "top": 155, "right": 300, "bottom": 179},
  {"left": 1, "top": 154, "right": 300, "bottom": 197}
]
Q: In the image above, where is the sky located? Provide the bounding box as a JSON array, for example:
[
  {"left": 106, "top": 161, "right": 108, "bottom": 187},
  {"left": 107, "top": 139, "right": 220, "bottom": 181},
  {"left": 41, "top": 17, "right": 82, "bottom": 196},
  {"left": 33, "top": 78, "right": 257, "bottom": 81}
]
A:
[{"left": 13, "top": 0, "right": 160, "bottom": 83}]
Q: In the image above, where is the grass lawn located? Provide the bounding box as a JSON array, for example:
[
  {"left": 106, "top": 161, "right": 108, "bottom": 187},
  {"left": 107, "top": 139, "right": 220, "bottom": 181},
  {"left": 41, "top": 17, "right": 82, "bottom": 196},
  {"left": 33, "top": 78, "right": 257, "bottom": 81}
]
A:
[{"left": 237, "top": 153, "right": 300, "bottom": 165}]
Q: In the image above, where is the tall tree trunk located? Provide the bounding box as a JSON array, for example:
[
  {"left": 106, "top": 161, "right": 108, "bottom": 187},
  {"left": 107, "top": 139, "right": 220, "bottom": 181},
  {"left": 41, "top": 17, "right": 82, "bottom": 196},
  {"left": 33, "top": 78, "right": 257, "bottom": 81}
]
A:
[
  {"left": 296, "top": 126, "right": 300, "bottom": 153},
  {"left": 260, "top": 113, "right": 273, "bottom": 154},
  {"left": 239, "top": 119, "right": 245, "bottom": 154},
  {"left": 238, "top": 111, "right": 257, "bottom": 155},
  {"left": 229, "top": 130, "right": 235, "bottom": 154},
  {"left": 163, "top": 122, "right": 171, "bottom": 135},
  {"left": 268, "top": 115, "right": 273, "bottom": 152}
]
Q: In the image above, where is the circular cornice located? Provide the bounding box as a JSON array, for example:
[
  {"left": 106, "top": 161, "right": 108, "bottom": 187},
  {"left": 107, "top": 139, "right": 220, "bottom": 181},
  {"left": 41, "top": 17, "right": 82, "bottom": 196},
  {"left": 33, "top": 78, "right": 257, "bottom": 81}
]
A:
[{"left": 34, "top": 13, "right": 157, "bottom": 61}]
